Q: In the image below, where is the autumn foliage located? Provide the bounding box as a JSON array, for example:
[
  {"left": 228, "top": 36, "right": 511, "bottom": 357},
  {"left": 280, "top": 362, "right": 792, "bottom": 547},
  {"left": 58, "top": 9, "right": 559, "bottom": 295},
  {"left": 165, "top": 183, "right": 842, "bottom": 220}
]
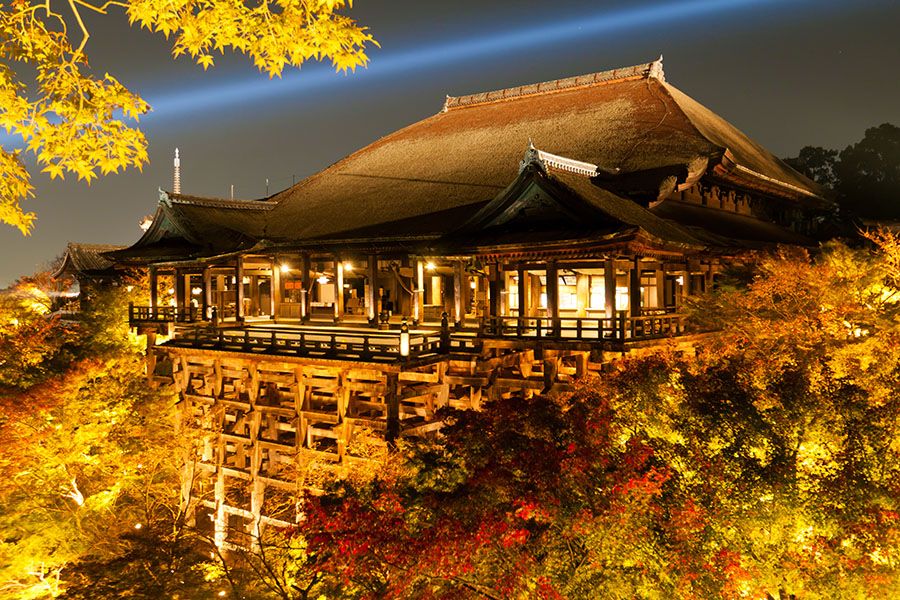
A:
[
  {"left": 2, "top": 234, "right": 900, "bottom": 598},
  {"left": 0, "top": 1, "right": 376, "bottom": 233},
  {"left": 295, "top": 234, "right": 900, "bottom": 599}
]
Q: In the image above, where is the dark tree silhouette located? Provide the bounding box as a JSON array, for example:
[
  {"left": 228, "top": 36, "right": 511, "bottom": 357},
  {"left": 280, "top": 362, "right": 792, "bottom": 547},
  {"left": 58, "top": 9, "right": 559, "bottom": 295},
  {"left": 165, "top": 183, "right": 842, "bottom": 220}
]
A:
[
  {"left": 835, "top": 123, "right": 900, "bottom": 220},
  {"left": 784, "top": 146, "right": 838, "bottom": 189}
]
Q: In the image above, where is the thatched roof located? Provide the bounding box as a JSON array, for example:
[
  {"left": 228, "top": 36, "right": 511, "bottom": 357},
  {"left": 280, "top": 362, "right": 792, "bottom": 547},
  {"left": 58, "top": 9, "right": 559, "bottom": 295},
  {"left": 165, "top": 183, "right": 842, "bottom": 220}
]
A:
[{"left": 115, "top": 58, "right": 829, "bottom": 263}]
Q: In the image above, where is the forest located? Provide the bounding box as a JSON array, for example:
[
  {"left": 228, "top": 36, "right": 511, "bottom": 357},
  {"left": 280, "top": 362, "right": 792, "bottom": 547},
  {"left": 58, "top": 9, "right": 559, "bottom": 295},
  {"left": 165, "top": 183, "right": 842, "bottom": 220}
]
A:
[{"left": 1, "top": 232, "right": 898, "bottom": 599}]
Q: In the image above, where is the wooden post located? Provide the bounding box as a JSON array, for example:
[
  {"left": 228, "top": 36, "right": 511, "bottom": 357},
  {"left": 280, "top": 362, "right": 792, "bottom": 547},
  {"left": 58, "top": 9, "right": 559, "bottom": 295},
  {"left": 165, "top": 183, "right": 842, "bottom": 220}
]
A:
[
  {"left": 247, "top": 365, "right": 264, "bottom": 550},
  {"left": 488, "top": 263, "right": 501, "bottom": 319},
  {"left": 655, "top": 268, "right": 666, "bottom": 310},
  {"left": 271, "top": 258, "right": 282, "bottom": 321},
  {"left": 175, "top": 269, "right": 186, "bottom": 312},
  {"left": 629, "top": 259, "right": 641, "bottom": 318},
  {"left": 385, "top": 372, "right": 400, "bottom": 446},
  {"left": 546, "top": 260, "right": 559, "bottom": 336},
  {"left": 453, "top": 261, "right": 464, "bottom": 328},
  {"left": 250, "top": 274, "right": 259, "bottom": 316},
  {"left": 604, "top": 259, "right": 616, "bottom": 319},
  {"left": 301, "top": 254, "right": 312, "bottom": 321},
  {"left": 517, "top": 265, "right": 527, "bottom": 331},
  {"left": 235, "top": 259, "right": 245, "bottom": 320},
  {"left": 413, "top": 259, "right": 424, "bottom": 325},
  {"left": 203, "top": 268, "right": 212, "bottom": 320},
  {"left": 366, "top": 254, "right": 377, "bottom": 324},
  {"left": 334, "top": 259, "right": 344, "bottom": 322},
  {"left": 575, "top": 272, "right": 588, "bottom": 317},
  {"left": 149, "top": 266, "right": 158, "bottom": 313}
]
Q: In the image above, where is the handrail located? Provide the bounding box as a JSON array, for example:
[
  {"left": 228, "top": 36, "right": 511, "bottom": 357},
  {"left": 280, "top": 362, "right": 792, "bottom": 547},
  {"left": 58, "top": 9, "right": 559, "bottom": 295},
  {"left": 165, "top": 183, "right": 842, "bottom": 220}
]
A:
[
  {"left": 165, "top": 324, "right": 444, "bottom": 362},
  {"left": 129, "top": 304, "right": 200, "bottom": 324},
  {"left": 479, "top": 312, "right": 686, "bottom": 342}
]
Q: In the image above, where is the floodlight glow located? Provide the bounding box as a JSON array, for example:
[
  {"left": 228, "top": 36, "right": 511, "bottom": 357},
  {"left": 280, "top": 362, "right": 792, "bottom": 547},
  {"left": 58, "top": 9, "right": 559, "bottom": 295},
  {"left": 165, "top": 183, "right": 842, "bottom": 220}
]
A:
[{"left": 141, "top": 0, "right": 812, "bottom": 121}]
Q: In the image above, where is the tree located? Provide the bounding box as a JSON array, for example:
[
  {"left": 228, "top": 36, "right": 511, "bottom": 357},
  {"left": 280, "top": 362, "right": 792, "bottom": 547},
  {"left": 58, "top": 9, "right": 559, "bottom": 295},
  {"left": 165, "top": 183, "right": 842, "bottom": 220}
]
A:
[
  {"left": 835, "top": 124, "right": 900, "bottom": 220},
  {"left": 784, "top": 146, "right": 838, "bottom": 189},
  {"left": 0, "top": 1, "right": 377, "bottom": 234},
  {"left": 297, "top": 234, "right": 900, "bottom": 599}
]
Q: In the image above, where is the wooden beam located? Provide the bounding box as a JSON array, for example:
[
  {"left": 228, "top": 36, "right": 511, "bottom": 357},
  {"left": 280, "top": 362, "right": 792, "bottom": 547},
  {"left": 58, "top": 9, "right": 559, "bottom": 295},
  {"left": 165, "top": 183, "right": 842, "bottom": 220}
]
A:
[
  {"left": 149, "top": 266, "right": 158, "bottom": 312},
  {"left": 385, "top": 372, "right": 399, "bottom": 445},
  {"left": 175, "top": 268, "right": 186, "bottom": 312},
  {"left": 203, "top": 268, "right": 212, "bottom": 320},
  {"left": 271, "top": 258, "right": 281, "bottom": 321},
  {"left": 301, "top": 253, "right": 312, "bottom": 321},
  {"left": 334, "top": 259, "right": 345, "bottom": 322},
  {"left": 655, "top": 269, "right": 666, "bottom": 310},
  {"left": 604, "top": 259, "right": 616, "bottom": 319},
  {"left": 366, "top": 254, "right": 377, "bottom": 324},
  {"left": 517, "top": 265, "right": 527, "bottom": 325},
  {"left": 235, "top": 259, "right": 245, "bottom": 320},
  {"left": 413, "top": 259, "right": 424, "bottom": 325},
  {"left": 488, "top": 262, "right": 501, "bottom": 318},
  {"left": 546, "top": 260, "right": 559, "bottom": 335},
  {"left": 629, "top": 258, "right": 641, "bottom": 318},
  {"left": 453, "top": 260, "right": 464, "bottom": 327},
  {"left": 575, "top": 272, "right": 588, "bottom": 317}
]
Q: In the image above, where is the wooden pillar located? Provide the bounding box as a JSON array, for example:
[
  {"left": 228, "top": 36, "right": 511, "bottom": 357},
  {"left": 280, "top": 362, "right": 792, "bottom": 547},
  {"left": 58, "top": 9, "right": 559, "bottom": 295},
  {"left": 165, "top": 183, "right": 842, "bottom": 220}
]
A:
[
  {"left": 629, "top": 259, "right": 642, "bottom": 318},
  {"left": 488, "top": 263, "right": 501, "bottom": 318},
  {"left": 216, "top": 275, "right": 225, "bottom": 313},
  {"left": 604, "top": 259, "right": 616, "bottom": 319},
  {"left": 334, "top": 259, "right": 345, "bottom": 322},
  {"left": 412, "top": 258, "right": 425, "bottom": 325},
  {"left": 517, "top": 265, "right": 527, "bottom": 329},
  {"left": 655, "top": 269, "right": 666, "bottom": 310},
  {"left": 366, "top": 255, "right": 378, "bottom": 324},
  {"left": 203, "top": 268, "right": 212, "bottom": 319},
  {"left": 149, "top": 266, "right": 158, "bottom": 312},
  {"left": 546, "top": 261, "right": 559, "bottom": 335},
  {"left": 235, "top": 259, "right": 245, "bottom": 320},
  {"left": 174, "top": 269, "right": 186, "bottom": 311},
  {"left": 271, "top": 258, "right": 281, "bottom": 320},
  {"left": 385, "top": 372, "right": 400, "bottom": 446},
  {"left": 301, "top": 254, "right": 312, "bottom": 321},
  {"left": 453, "top": 261, "right": 464, "bottom": 328},
  {"left": 529, "top": 273, "right": 542, "bottom": 318},
  {"left": 250, "top": 274, "right": 259, "bottom": 316},
  {"left": 575, "top": 272, "right": 588, "bottom": 317}
]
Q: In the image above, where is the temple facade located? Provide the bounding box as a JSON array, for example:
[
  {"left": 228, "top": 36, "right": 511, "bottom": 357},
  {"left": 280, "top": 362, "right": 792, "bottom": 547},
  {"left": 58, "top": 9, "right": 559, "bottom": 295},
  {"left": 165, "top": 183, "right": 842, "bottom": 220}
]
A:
[{"left": 109, "top": 58, "right": 833, "bottom": 547}]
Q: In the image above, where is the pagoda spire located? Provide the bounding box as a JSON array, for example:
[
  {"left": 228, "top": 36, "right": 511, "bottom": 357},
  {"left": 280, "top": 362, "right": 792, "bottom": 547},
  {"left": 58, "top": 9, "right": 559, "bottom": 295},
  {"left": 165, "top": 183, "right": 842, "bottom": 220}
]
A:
[{"left": 173, "top": 148, "right": 181, "bottom": 194}]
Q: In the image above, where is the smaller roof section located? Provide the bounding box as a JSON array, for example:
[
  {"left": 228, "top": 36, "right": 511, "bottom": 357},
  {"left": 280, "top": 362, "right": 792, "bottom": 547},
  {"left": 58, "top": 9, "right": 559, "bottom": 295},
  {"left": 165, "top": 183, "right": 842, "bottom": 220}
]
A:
[{"left": 53, "top": 243, "right": 125, "bottom": 278}]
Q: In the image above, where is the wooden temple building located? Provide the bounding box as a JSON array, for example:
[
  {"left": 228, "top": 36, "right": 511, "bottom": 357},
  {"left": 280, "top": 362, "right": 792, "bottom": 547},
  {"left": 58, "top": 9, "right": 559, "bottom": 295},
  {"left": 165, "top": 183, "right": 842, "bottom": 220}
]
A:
[
  {"left": 109, "top": 58, "right": 833, "bottom": 546},
  {"left": 52, "top": 242, "right": 128, "bottom": 312}
]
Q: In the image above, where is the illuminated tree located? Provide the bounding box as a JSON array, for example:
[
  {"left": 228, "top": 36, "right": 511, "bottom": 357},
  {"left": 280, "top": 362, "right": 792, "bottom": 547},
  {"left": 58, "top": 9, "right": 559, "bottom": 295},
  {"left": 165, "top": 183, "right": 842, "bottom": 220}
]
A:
[
  {"left": 299, "top": 235, "right": 900, "bottom": 599},
  {"left": 0, "top": 1, "right": 377, "bottom": 233}
]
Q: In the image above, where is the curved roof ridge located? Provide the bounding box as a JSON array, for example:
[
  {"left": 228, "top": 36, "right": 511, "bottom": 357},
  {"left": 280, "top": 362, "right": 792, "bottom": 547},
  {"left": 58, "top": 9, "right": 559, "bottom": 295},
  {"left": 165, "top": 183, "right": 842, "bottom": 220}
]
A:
[{"left": 443, "top": 57, "right": 664, "bottom": 112}]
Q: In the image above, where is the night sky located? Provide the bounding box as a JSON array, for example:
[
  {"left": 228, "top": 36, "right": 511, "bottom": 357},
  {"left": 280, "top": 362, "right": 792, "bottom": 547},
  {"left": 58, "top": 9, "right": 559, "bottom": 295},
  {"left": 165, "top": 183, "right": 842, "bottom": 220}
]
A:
[{"left": 2, "top": 0, "right": 898, "bottom": 286}]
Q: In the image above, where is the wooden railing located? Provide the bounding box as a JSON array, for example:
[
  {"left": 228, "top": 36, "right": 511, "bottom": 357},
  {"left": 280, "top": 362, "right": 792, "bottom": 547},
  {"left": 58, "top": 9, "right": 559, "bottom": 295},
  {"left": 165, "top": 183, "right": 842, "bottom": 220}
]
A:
[
  {"left": 480, "top": 312, "right": 686, "bottom": 342},
  {"left": 166, "top": 325, "right": 447, "bottom": 362},
  {"left": 129, "top": 304, "right": 200, "bottom": 325}
]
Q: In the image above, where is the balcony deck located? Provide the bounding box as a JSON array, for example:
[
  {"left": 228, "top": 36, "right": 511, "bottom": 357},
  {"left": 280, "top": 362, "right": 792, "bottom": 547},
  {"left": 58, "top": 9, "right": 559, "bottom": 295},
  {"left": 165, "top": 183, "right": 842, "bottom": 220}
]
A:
[{"left": 131, "top": 306, "right": 687, "bottom": 362}]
